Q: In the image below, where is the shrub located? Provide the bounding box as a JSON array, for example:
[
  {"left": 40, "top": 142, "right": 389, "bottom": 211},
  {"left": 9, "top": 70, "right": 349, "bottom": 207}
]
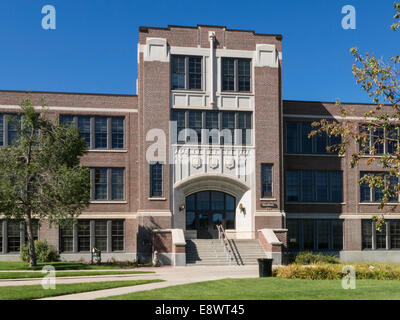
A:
[
  {"left": 294, "top": 251, "right": 340, "bottom": 265},
  {"left": 274, "top": 263, "right": 400, "bottom": 280},
  {"left": 20, "top": 240, "right": 60, "bottom": 263}
]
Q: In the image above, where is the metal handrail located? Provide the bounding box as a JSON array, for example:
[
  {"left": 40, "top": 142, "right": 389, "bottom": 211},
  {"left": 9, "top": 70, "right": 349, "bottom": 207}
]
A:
[{"left": 216, "top": 224, "right": 234, "bottom": 265}]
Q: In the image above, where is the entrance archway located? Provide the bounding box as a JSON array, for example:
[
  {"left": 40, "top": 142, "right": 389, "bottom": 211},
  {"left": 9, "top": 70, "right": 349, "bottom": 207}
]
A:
[{"left": 185, "top": 191, "right": 236, "bottom": 239}]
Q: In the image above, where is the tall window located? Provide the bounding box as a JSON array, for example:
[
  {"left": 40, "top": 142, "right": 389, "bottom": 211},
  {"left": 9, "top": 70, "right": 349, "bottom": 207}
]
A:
[
  {"left": 0, "top": 114, "right": 3, "bottom": 147},
  {"left": 285, "top": 121, "right": 341, "bottom": 154},
  {"left": 221, "top": 58, "right": 251, "bottom": 92},
  {"left": 60, "top": 225, "right": 73, "bottom": 252},
  {"left": 171, "top": 110, "right": 252, "bottom": 146},
  {"left": 171, "top": 55, "right": 202, "bottom": 90},
  {"left": 78, "top": 116, "right": 91, "bottom": 147},
  {"left": 60, "top": 115, "right": 124, "bottom": 150},
  {"left": 7, "top": 221, "right": 20, "bottom": 252},
  {"left": 111, "top": 118, "right": 124, "bottom": 149},
  {"left": 95, "top": 220, "right": 108, "bottom": 251},
  {"left": 285, "top": 171, "right": 343, "bottom": 203},
  {"left": 287, "top": 219, "right": 343, "bottom": 251},
  {"left": 91, "top": 168, "right": 125, "bottom": 201},
  {"left": 362, "top": 220, "right": 373, "bottom": 249},
  {"left": 77, "top": 220, "right": 90, "bottom": 252},
  {"left": 261, "top": 164, "right": 273, "bottom": 198},
  {"left": 112, "top": 220, "right": 124, "bottom": 251},
  {"left": 150, "top": 163, "right": 163, "bottom": 197},
  {"left": 94, "top": 168, "right": 107, "bottom": 200}
]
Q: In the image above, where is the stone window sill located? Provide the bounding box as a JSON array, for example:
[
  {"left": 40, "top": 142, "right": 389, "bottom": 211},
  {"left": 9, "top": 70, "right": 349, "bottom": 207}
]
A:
[
  {"left": 88, "top": 149, "right": 128, "bottom": 153},
  {"left": 90, "top": 201, "right": 127, "bottom": 204},
  {"left": 148, "top": 197, "right": 167, "bottom": 201}
]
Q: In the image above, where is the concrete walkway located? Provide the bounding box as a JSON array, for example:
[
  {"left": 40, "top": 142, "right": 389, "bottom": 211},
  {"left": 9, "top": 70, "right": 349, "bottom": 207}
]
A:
[{"left": 35, "top": 265, "right": 260, "bottom": 300}]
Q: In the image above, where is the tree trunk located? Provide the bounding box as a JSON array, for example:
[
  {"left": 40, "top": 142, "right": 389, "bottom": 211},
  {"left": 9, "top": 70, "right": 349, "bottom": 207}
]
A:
[{"left": 25, "top": 216, "right": 37, "bottom": 267}]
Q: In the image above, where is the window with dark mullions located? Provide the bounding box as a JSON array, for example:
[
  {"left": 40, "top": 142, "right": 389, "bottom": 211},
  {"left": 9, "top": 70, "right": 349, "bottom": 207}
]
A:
[
  {"left": 7, "top": 221, "right": 21, "bottom": 252},
  {"left": 91, "top": 168, "right": 125, "bottom": 201},
  {"left": 150, "top": 163, "right": 163, "bottom": 197},
  {"left": 221, "top": 58, "right": 251, "bottom": 92},
  {"left": 171, "top": 55, "right": 202, "bottom": 90},
  {"left": 261, "top": 164, "right": 273, "bottom": 198},
  {"left": 285, "top": 121, "right": 341, "bottom": 155},
  {"left": 171, "top": 110, "right": 252, "bottom": 146},
  {"left": 360, "top": 172, "right": 399, "bottom": 203},
  {"left": 359, "top": 125, "right": 400, "bottom": 155},
  {"left": 77, "top": 220, "right": 90, "bottom": 252},
  {"left": 287, "top": 219, "right": 343, "bottom": 251},
  {"left": 60, "top": 115, "right": 124, "bottom": 150},
  {"left": 285, "top": 171, "right": 343, "bottom": 203},
  {"left": 112, "top": 220, "right": 124, "bottom": 251},
  {"left": 95, "top": 220, "right": 108, "bottom": 251},
  {"left": 60, "top": 225, "right": 73, "bottom": 252}
]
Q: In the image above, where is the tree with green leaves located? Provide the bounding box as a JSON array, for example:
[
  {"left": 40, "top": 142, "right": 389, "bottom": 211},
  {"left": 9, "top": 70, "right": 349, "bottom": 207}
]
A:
[
  {"left": 312, "top": 3, "right": 400, "bottom": 231},
  {"left": 0, "top": 98, "right": 91, "bottom": 266}
]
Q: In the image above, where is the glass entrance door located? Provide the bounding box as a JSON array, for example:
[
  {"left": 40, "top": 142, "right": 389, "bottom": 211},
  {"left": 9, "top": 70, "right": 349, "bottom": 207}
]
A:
[{"left": 185, "top": 191, "right": 236, "bottom": 239}]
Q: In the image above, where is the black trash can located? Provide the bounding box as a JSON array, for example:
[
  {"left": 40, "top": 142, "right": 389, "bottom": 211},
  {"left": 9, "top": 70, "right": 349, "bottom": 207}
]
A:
[{"left": 258, "top": 258, "right": 273, "bottom": 277}]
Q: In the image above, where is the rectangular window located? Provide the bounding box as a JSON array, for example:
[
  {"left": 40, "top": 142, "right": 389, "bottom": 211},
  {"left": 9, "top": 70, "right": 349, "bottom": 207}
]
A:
[
  {"left": 7, "top": 115, "right": 21, "bottom": 146},
  {"left": 287, "top": 219, "right": 343, "bottom": 251},
  {"left": 171, "top": 110, "right": 252, "bottom": 146},
  {"left": 111, "top": 168, "right": 124, "bottom": 200},
  {"left": 171, "top": 55, "right": 202, "bottom": 90},
  {"left": 111, "top": 118, "right": 124, "bottom": 149},
  {"left": 303, "top": 220, "right": 314, "bottom": 250},
  {"left": 362, "top": 220, "right": 373, "bottom": 249},
  {"left": 376, "top": 223, "right": 387, "bottom": 249},
  {"left": 95, "top": 117, "right": 108, "bottom": 149},
  {"left": 77, "top": 220, "right": 90, "bottom": 252},
  {"left": 94, "top": 168, "right": 108, "bottom": 200},
  {"left": 238, "top": 112, "right": 252, "bottom": 145},
  {"left": 390, "top": 221, "right": 400, "bottom": 249},
  {"left": 359, "top": 125, "right": 400, "bottom": 155},
  {"left": 360, "top": 172, "right": 399, "bottom": 203},
  {"left": 261, "top": 164, "right": 273, "bottom": 198},
  {"left": 95, "top": 220, "right": 107, "bottom": 251},
  {"left": 78, "top": 116, "right": 91, "bottom": 147},
  {"left": 60, "top": 225, "right": 73, "bottom": 252},
  {"left": 7, "top": 221, "right": 20, "bottom": 252},
  {"left": 91, "top": 168, "right": 125, "bottom": 201},
  {"left": 317, "top": 220, "right": 330, "bottom": 250},
  {"left": 150, "top": 163, "right": 163, "bottom": 197},
  {"left": 285, "top": 121, "right": 341, "bottom": 155},
  {"left": 221, "top": 58, "right": 251, "bottom": 92},
  {"left": 59, "top": 115, "right": 125, "bottom": 150},
  {"left": 112, "top": 220, "right": 124, "bottom": 251},
  {"left": 287, "top": 220, "right": 299, "bottom": 250},
  {"left": 332, "top": 220, "right": 343, "bottom": 250},
  {"left": 286, "top": 171, "right": 342, "bottom": 203},
  {"left": 188, "top": 111, "right": 202, "bottom": 144},
  {"left": 221, "top": 112, "right": 235, "bottom": 145}
]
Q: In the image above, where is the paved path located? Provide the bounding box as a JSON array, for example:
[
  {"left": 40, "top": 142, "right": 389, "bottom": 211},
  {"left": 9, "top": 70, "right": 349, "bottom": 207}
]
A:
[{"left": 36, "top": 265, "right": 260, "bottom": 300}]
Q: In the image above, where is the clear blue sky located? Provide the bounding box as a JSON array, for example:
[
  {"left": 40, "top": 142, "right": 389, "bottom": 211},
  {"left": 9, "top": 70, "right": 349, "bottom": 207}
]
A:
[{"left": 0, "top": 0, "right": 397, "bottom": 103}]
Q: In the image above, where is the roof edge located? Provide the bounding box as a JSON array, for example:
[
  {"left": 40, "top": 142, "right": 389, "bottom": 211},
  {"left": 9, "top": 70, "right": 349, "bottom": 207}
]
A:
[{"left": 0, "top": 89, "right": 137, "bottom": 97}]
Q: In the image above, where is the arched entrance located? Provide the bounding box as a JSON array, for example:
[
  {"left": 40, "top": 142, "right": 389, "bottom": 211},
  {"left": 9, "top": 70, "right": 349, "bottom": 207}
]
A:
[{"left": 185, "top": 191, "right": 236, "bottom": 239}]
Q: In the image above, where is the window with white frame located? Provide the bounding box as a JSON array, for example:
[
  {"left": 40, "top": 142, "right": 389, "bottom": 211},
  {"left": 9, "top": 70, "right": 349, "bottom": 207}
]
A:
[{"left": 171, "top": 55, "right": 202, "bottom": 90}]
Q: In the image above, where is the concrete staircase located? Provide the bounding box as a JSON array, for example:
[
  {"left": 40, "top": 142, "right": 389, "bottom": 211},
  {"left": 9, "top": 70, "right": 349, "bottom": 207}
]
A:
[
  {"left": 186, "top": 239, "right": 233, "bottom": 266},
  {"left": 186, "top": 238, "right": 266, "bottom": 266},
  {"left": 229, "top": 239, "right": 266, "bottom": 265}
]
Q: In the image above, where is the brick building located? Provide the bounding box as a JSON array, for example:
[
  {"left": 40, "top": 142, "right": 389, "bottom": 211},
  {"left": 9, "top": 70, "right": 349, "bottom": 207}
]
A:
[{"left": 0, "top": 25, "right": 397, "bottom": 264}]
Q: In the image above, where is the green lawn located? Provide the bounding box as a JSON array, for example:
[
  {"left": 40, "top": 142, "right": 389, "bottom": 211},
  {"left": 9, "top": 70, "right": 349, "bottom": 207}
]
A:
[
  {"left": 0, "top": 270, "right": 153, "bottom": 280},
  {"left": 0, "top": 279, "right": 163, "bottom": 300},
  {"left": 102, "top": 278, "right": 400, "bottom": 300},
  {"left": 0, "top": 261, "right": 134, "bottom": 270}
]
